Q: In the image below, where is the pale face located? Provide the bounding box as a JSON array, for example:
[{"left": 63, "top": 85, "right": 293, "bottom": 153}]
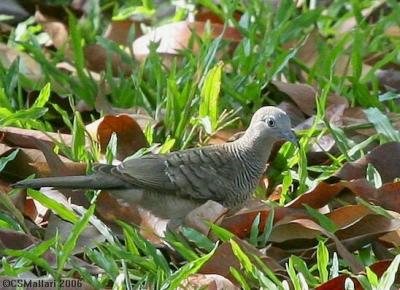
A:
[{"left": 249, "top": 106, "right": 298, "bottom": 144}]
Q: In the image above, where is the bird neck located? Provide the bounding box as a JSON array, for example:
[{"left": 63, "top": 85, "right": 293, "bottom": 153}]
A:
[{"left": 231, "top": 130, "right": 274, "bottom": 166}]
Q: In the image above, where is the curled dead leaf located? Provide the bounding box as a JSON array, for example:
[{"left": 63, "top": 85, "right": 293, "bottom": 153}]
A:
[{"left": 86, "top": 114, "right": 148, "bottom": 160}]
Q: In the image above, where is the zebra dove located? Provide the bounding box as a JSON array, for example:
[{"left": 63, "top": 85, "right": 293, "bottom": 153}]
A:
[{"left": 14, "top": 106, "right": 297, "bottom": 222}]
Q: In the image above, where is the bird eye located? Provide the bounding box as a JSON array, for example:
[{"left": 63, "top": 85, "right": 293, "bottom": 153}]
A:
[{"left": 266, "top": 118, "right": 276, "bottom": 127}]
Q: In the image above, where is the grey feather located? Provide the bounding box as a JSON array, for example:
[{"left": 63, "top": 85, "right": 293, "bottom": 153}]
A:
[{"left": 13, "top": 106, "right": 297, "bottom": 220}]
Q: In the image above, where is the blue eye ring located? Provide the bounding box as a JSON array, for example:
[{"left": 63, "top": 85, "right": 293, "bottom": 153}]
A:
[{"left": 266, "top": 118, "right": 276, "bottom": 127}]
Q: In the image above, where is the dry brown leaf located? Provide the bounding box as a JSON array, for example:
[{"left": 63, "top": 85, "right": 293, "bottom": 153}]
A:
[
  {"left": 376, "top": 69, "right": 400, "bottom": 92},
  {"left": 45, "top": 213, "right": 106, "bottom": 254},
  {"left": 95, "top": 191, "right": 166, "bottom": 245},
  {"left": 335, "top": 142, "right": 400, "bottom": 183},
  {"left": 271, "top": 81, "right": 317, "bottom": 116},
  {"left": 271, "top": 81, "right": 349, "bottom": 120},
  {"left": 132, "top": 21, "right": 241, "bottom": 61},
  {"left": 104, "top": 20, "right": 142, "bottom": 46},
  {"left": 35, "top": 10, "right": 69, "bottom": 49},
  {"left": 336, "top": 0, "right": 386, "bottom": 35},
  {"left": 285, "top": 181, "right": 345, "bottom": 209},
  {"left": 179, "top": 274, "right": 240, "bottom": 290},
  {"left": 84, "top": 44, "right": 133, "bottom": 75},
  {"left": 295, "top": 218, "right": 364, "bottom": 272},
  {"left": 88, "top": 114, "right": 148, "bottom": 160},
  {"left": 0, "top": 43, "right": 43, "bottom": 82},
  {"left": 336, "top": 215, "right": 400, "bottom": 252},
  {"left": 0, "top": 228, "right": 38, "bottom": 250},
  {"left": 316, "top": 259, "right": 397, "bottom": 290},
  {"left": 207, "top": 128, "right": 243, "bottom": 145},
  {"left": 195, "top": 8, "right": 242, "bottom": 24},
  {"left": 220, "top": 200, "right": 307, "bottom": 239},
  {"left": 199, "top": 238, "right": 286, "bottom": 284},
  {"left": 364, "top": 182, "right": 400, "bottom": 213},
  {"left": 385, "top": 25, "right": 400, "bottom": 37},
  {"left": 277, "top": 101, "right": 306, "bottom": 126},
  {"left": 270, "top": 218, "right": 320, "bottom": 243},
  {"left": 184, "top": 200, "right": 227, "bottom": 236},
  {"left": 0, "top": 127, "right": 75, "bottom": 150},
  {"left": 24, "top": 197, "right": 39, "bottom": 223},
  {"left": 1, "top": 147, "right": 67, "bottom": 179},
  {"left": 30, "top": 161, "right": 86, "bottom": 178},
  {"left": 286, "top": 178, "right": 399, "bottom": 214},
  {"left": 326, "top": 204, "right": 372, "bottom": 229},
  {"left": 316, "top": 274, "right": 362, "bottom": 290}
]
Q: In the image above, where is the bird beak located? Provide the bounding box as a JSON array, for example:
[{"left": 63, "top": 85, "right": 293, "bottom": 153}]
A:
[{"left": 281, "top": 130, "right": 298, "bottom": 146}]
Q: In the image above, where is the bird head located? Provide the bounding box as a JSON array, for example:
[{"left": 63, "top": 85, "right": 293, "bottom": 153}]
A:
[{"left": 247, "top": 106, "right": 298, "bottom": 145}]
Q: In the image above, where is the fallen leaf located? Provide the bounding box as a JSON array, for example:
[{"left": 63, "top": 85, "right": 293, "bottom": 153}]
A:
[
  {"left": 277, "top": 101, "right": 306, "bottom": 127},
  {"left": 270, "top": 218, "right": 320, "bottom": 243},
  {"left": 272, "top": 218, "right": 364, "bottom": 272},
  {"left": 95, "top": 191, "right": 166, "bottom": 245},
  {"left": 336, "top": 1, "right": 385, "bottom": 34},
  {"left": 1, "top": 147, "right": 67, "bottom": 179},
  {"left": 271, "top": 81, "right": 317, "bottom": 116},
  {"left": 0, "top": 127, "right": 75, "bottom": 150},
  {"left": 207, "top": 128, "right": 243, "bottom": 145},
  {"left": 0, "top": 228, "right": 38, "bottom": 250},
  {"left": 0, "top": 43, "right": 43, "bottom": 82},
  {"left": 104, "top": 20, "right": 142, "bottom": 46},
  {"left": 376, "top": 69, "right": 400, "bottom": 92},
  {"left": 335, "top": 142, "right": 400, "bottom": 183},
  {"left": 32, "top": 139, "right": 86, "bottom": 177},
  {"left": 364, "top": 182, "right": 400, "bottom": 213},
  {"left": 315, "top": 275, "right": 362, "bottom": 290},
  {"left": 326, "top": 204, "right": 372, "bottom": 229},
  {"left": 180, "top": 274, "right": 240, "bottom": 290},
  {"left": 199, "top": 239, "right": 285, "bottom": 284},
  {"left": 385, "top": 25, "right": 400, "bottom": 37},
  {"left": 35, "top": 10, "right": 69, "bottom": 49},
  {"left": 285, "top": 181, "right": 345, "bottom": 209},
  {"left": 336, "top": 214, "right": 400, "bottom": 251},
  {"left": 316, "top": 259, "right": 396, "bottom": 290},
  {"left": 221, "top": 200, "right": 307, "bottom": 239},
  {"left": 29, "top": 161, "right": 86, "bottom": 178},
  {"left": 84, "top": 44, "right": 133, "bottom": 75},
  {"left": 132, "top": 21, "right": 241, "bottom": 61},
  {"left": 183, "top": 200, "right": 228, "bottom": 236},
  {"left": 86, "top": 114, "right": 148, "bottom": 160},
  {"left": 45, "top": 213, "right": 106, "bottom": 254}
]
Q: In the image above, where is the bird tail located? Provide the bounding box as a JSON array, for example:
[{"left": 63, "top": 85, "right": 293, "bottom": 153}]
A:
[{"left": 13, "top": 175, "right": 128, "bottom": 190}]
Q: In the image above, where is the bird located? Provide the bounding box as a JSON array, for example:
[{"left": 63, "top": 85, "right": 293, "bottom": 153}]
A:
[{"left": 13, "top": 106, "right": 297, "bottom": 225}]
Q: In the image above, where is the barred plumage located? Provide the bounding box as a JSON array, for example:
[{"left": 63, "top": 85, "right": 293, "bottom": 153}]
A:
[{"left": 13, "top": 106, "right": 297, "bottom": 224}]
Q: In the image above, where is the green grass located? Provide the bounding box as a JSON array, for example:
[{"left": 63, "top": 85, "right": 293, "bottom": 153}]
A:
[{"left": 1, "top": 0, "right": 400, "bottom": 289}]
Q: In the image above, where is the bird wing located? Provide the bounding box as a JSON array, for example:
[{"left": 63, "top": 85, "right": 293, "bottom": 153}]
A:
[{"left": 112, "top": 146, "right": 238, "bottom": 201}]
